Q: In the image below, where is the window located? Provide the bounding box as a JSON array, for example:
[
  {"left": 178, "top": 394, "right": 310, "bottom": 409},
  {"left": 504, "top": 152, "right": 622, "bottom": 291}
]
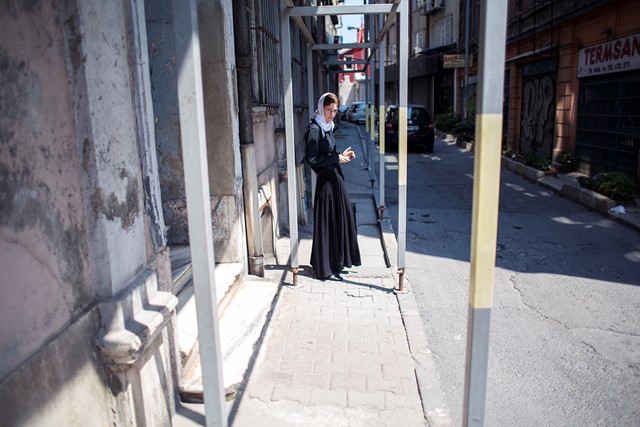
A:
[
  {"left": 576, "top": 70, "right": 640, "bottom": 175},
  {"left": 344, "top": 55, "right": 353, "bottom": 71},
  {"left": 390, "top": 43, "right": 397, "bottom": 64},
  {"left": 250, "top": 0, "right": 282, "bottom": 105},
  {"left": 429, "top": 14, "right": 453, "bottom": 48}
]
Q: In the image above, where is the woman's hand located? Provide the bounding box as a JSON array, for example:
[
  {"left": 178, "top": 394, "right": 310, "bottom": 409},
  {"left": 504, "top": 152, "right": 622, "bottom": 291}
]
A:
[{"left": 340, "top": 147, "right": 356, "bottom": 163}]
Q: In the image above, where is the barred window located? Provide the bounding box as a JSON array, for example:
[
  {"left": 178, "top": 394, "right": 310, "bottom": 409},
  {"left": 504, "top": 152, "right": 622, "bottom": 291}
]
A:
[
  {"left": 250, "top": 0, "right": 282, "bottom": 105},
  {"left": 290, "top": 21, "right": 310, "bottom": 108}
]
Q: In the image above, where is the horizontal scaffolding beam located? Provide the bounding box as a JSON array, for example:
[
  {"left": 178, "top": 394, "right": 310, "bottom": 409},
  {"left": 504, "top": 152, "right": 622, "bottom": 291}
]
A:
[
  {"left": 284, "top": 0, "right": 315, "bottom": 45},
  {"left": 325, "top": 69, "right": 367, "bottom": 74},
  {"left": 287, "top": 4, "right": 396, "bottom": 17},
  {"left": 313, "top": 42, "right": 374, "bottom": 50},
  {"left": 376, "top": 5, "right": 399, "bottom": 44},
  {"left": 322, "top": 59, "right": 369, "bottom": 66}
]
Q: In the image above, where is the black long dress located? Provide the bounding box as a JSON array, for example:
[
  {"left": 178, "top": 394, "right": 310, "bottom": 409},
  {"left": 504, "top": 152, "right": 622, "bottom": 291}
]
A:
[{"left": 305, "top": 120, "right": 361, "bottom": 279}]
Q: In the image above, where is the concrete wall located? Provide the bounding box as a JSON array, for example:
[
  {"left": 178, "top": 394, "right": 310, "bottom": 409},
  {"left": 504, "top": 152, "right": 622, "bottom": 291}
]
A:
[
  {"left": 198, "top": 0, "right": 245, "bottom": 264},
  {"left": 253, "top": 106, "right": 282, "bottom": 256},
  {"left": 0, "top": 0, "right": 94, "bottom": 383},
  {"left": 0, "top": 312, "right": 111, "bottom": 426},
  {"left": 0, "top": 1, "right": 178, "bottom": 425},
  {"left": 145, "top": 0, "right": 184, "bottom": 201},
  {"left": 146, "top": 0, "right": 246, "bottom": 264}
]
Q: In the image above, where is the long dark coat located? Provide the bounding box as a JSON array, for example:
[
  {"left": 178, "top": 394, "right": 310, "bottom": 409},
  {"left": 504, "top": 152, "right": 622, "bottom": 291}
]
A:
[{"left": 304, "top": 120, "right": 361, "bottom": 279}]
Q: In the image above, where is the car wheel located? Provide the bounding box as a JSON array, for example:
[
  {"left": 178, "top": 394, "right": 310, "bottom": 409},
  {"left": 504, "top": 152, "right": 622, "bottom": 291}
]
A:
[{"left": 422, "top": 141, "right": 434, "bottom": 153}]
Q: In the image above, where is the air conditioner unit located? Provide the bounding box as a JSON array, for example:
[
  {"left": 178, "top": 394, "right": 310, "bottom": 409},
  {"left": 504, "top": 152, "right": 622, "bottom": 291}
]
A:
[{"left": 424, "top": 0, "right": 445, "bottom": 15}]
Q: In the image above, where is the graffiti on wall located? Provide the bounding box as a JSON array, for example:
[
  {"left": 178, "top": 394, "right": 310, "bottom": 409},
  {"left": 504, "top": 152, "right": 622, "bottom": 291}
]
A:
[{"left": 520, "top": 74, "right": 555, "bottom": 155}]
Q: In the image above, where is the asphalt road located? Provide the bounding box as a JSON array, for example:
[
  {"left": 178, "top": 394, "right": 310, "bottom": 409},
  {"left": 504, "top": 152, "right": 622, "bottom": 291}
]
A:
[{"left": 380, "top": 138, "right": 640, "bottom": 426}]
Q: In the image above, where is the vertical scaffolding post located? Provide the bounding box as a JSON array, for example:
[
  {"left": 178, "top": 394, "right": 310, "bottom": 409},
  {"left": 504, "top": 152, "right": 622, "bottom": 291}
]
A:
[
  {"left": 307, "top": 47, "right": 316, "bottom": 206},
  {"left": 396, "top": 0, "right": 408, "bottom": 290},
  {"left": 369, "top": 14, "right": 375, "bottom": 175},
  {"left": 378, "top": 16, "right": 386, "bottom": 217},
  {"left": 280, "top": 4, "right": 299, "bottom": 283},
  {"left": 172, "top": 0, "right": 226, "bottom": 425},
  {"left": 462, "top": 1, "right": 508, "bottom": 426},
  {"left": 365, "top": 69, "right": 370, "bottom": 143},
  {"left": 464, "top": 0, "right": 470, "bottom": 118}
]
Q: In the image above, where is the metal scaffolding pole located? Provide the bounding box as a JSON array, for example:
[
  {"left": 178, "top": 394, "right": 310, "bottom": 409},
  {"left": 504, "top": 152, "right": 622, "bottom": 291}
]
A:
[
  {"left": 396, "top": 0, "right": 408, "bottom": 290},
  {"left": 377, "top": 18, "right": 386, "bottom": 218},
  {"left": 364, "top": 66, "right": 370, "bottom": 170},
  {"left": 280, "top": 2, "right": 299, "bottom": 284},
  {"left": 307, "top": 46, "right": 316, "bottom": 207},
  {"left": 369, "top": 14, "right": 375, "bottom": 173},
  {"left": 464, "top": 0, "right": 470, "bottom": 118},
  {"left": 172, "top": 0, "right": 226, "bottom": 425},
  {"left": 462, "top": 1, "right": 508, "bottom": 426}
]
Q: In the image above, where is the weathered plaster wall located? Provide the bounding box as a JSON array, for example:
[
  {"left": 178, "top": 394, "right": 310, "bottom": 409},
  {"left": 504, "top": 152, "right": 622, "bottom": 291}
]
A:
[
  {"left": 0, "top": 311, "right": 112, "bottom": 426},
  {"left": 145, "top": 0, "right": 246, "bottom": 263},
  {"left": 253, "top": 107, "right": 281, "bottom": 255},
  {"left": 0, "top": 0, "right": 93, "bottom": 381},
  {"left": 198, "top": 0, "right": 245, "bottom": 264},
  {"left": 145, "top": 0, "right": 184, "bottom": 201},
  {"left": 68, "top": 0, "right": 148, "bottom": 297},
  {"left": 198, "top": 0, "right": 242, "bottom": 196},
  {"left": 253, "top": 108, "right": 281, "bottom": 188},
  {"left": 1, "top": 1, "right": 178, "bottom": 425}
]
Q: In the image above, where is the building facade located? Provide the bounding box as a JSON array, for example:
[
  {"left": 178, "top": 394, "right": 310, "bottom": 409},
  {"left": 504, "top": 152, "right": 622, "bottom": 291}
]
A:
[
  {"left": 338, "top": 25, "right": 367, "bottom": 106},
  {"left": 379, "top": 0, "right": 460, "bottom": 117},
  {"left": 505, "top": 0, "right": 640, "bottom": 180}
]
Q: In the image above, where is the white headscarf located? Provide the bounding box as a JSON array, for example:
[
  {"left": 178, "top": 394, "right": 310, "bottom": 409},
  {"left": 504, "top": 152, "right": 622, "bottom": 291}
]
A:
[{"left": 313, "top": 92, "right": 335, "bottom": 136}]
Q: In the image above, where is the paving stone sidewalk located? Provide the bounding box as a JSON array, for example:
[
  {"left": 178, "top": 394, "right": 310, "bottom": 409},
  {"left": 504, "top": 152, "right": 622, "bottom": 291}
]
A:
[{"left": 229, "top": 123, "right": 426, "bottom": 426}]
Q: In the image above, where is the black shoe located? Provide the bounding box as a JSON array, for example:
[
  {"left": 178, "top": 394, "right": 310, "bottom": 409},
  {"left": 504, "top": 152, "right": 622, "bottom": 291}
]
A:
[{"left": 317, "top": 273, "right": 343, "bottom": 282}]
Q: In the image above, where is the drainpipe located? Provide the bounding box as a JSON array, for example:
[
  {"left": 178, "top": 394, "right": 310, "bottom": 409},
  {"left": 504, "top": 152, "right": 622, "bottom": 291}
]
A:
[
  {"left": 233, "top": 0, "right": 264, "bottom": 277},
  {"left": 464, "top": 0, "right": 470, "bottom": 118}
]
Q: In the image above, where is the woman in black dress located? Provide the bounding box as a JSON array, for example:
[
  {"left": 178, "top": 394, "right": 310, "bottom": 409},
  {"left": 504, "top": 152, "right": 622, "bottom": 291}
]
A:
[{"left": 305, "top": 93, "right": 361, "bottom": 281}]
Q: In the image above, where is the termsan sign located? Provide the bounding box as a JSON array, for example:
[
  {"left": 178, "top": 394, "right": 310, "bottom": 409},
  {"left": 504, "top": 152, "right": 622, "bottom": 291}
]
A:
[{"left": 578, "top": 33, "right": 640, "bottom": 78}]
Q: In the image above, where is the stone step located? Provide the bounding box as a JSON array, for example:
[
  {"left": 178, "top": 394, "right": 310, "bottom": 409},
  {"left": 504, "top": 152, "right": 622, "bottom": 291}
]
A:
[
  {"left": 179, "top": 276, "right": 279, "bottom": 402},
  {"left": 175, "top": 262, "right": 244, "bottom": 363}
]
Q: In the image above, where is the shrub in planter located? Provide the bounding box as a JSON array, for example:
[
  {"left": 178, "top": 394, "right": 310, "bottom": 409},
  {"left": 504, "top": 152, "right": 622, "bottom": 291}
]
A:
[
  {"left": 434, "top": 112, "right": 461, "bottom": 133},
  {"left": 577, "top": 171, "right": 638, "bottom": 202},
  {"left": 452, "top": 118, "right": 475, "bottom": 143},
  {"left": 522, "top": 150, "right": 551, "bottom": 172},
  {"left": 558, "top": 151, "right": 575, "bottom": 172}
]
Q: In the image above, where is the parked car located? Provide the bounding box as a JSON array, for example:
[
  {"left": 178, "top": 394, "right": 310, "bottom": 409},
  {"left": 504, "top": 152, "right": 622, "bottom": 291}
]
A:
[
  {"left": 384, "top": 104, "right": 435, "bottom": 153},
  {"left": 337, "top": 105, "right": 349, "bottom": 121},
  {"left": 346, "top": 102, "right": 366, "bottom": 124},
  {"left": 347, "top": 102, "right": 378, "bottom": 124}
]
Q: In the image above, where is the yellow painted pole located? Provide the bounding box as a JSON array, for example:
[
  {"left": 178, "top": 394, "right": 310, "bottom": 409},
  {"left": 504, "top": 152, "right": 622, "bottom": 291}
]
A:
[
  {"left": 378, "top": 30, "right": 386, "bottom": 214},
  {"left": 463, "top": 0, "right": 508, "bottom": 425},
  {"left": 396, "top": 0, "right": 408, "bottom": 290}
]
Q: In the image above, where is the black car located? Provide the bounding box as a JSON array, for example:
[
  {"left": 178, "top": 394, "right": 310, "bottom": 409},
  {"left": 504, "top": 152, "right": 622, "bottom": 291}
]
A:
[{"left": 384, "top": 104, "right": 435, "bottom": 153}]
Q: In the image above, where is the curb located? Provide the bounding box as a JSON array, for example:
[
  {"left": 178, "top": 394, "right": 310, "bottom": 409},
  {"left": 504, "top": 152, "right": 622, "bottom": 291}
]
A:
[
  {"left": 437, "top": 128, "right": 639, "bottom": 234},
  {"left": 354, "top": 125, "right": 379, "bottom": 187},
  {"left": 357, "top": 127, "right": 453, "bottom": 426},
  {"left": 436, "top": 130, "right": 474, "bottom": 153},
  {"left": 502, "top": 157, "right": 640, "bottom": 234},
  {"left": 377, "top": 201, "right": 453, "bottom": 427}
]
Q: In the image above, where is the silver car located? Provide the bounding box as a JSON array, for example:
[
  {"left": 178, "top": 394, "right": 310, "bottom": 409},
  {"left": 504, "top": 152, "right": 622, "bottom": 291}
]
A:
[{"left": 347, "top": 102, "right": 366, "bottom": 124}]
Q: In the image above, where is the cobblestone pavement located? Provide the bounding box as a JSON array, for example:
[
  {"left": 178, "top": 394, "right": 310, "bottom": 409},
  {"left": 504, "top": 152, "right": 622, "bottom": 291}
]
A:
[
  {"left": 230, "top": 123, "right": 426, "bottom": 426},
  {"left": 231, "top": 237, "right": 425, "bottom": 426}
]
